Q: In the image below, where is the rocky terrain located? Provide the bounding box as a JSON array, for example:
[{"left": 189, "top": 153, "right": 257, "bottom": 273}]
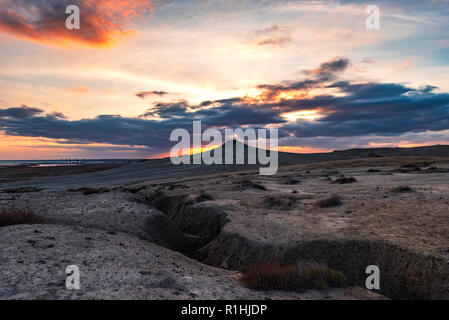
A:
[
  {"left": 1, "top": 145, "right": 449, "bottom": 300},
  {"left": 0, "top": 190, "right": 382, "bottom": 300},
  {"left": 132, "top": 157, "right": 449, "bottom": 299}
]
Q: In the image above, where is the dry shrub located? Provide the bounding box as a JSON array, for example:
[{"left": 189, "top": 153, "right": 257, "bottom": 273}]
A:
[
  {"left": 127, "top": 186, "right": 146, "bottom": 194},
  {"left": 67, "top": 187, "right": 109, "bottom": 195},
  {"left": 323, "top": 170, "right": 340, "bottom": 177},
  {"left": 2, "top": 187, "right": 42, "bottom": 193},
  {"left": 315, "top": 195, "right": 342, "bottom": 208},
  {"left": 403, "top": 162, "right": 432, "bottom": 168},
  {"left": 390, "top": 186, "right": 414, "bottom": 193},
  {"left": 395, "top": 163, "right": 425, "bottom": 173},
  {"left": 235, "top": 179, "right": 267, "bottom": 191},
  {"left": 425, "top": 167, "right": 449, "bottom": 173},
  {"left": 0, "top": 208, "right": 44, "bottom": 227},
  {"left": 240, "top": 262, "right": 345, "bottom": 292},
  {"left": 262, "top": 194, "right": 298, "bottom": 210},
  {"left": 284, "top": 177, "right": 301, "bottom": 185},
  {"left": 331, "top": 176, "right": 357, "bottom": 184}
]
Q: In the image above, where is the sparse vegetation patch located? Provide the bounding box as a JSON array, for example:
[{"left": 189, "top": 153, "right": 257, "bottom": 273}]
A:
[
  {"left": 240, "top": 262, "right": 346, "bottom": 292},
  {"left": 67, "top": 187, "right": 110, "bottom": 195},
  {"left": 314, "top": 195, "right": 343, "bottom": 208},
  {"left": 284, "top": 177, "right": 301, "bottom": 185},
  {"left": 262, "top": 195, "right": 298, "bottom": 210},
  {"left": 331, "top": 176, "right": 357, "bottom": 184},
  {"left": 425, "top": 167, "right": 449, "bottom": 173},
  {"left": 2, "top": 187, "right": 42, "bottom": 193},
  {"left": 234, "top": 179, "right": 267, "bottom": 191},
  {"left": 390, "top": 186, "right": 414, "bottom": 193},
  {"left": 0, "top": 208, "right": 44, "bottom": 227}
]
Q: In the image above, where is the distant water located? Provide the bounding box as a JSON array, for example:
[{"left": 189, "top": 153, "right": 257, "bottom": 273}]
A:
[{"left": 0, "top": 159, "right": 139, "bottom": 167}]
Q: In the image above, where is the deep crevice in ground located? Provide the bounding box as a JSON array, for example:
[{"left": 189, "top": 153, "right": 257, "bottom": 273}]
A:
[
  {"left": 142, "top": 190, "right": 229, "bottom": 256},
  {"left": 138, "top": 190, "right": 449, "bottom": 300}
]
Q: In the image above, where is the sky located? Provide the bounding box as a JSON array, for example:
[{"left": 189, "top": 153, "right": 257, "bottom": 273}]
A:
[{"left": 0, "top": 0, "right": 448, "bottom": 159}]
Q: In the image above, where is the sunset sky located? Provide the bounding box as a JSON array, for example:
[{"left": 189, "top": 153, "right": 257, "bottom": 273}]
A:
[{"left": 0, "top": 0, "right": 449, "bottom": 159}]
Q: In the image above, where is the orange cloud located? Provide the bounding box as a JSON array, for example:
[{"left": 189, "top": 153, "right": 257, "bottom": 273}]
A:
[
  {"left": 0, "top": 0, "right": 153, "bottom": 48},
  {"left": 397, "top": 58, "right": 413, "bottom": 71},
  {"left": 251, "top": 25, "right": 293, "bottom": 47},
  {"left": 70, "top": 86, "right": 90, "bottom": 93}
]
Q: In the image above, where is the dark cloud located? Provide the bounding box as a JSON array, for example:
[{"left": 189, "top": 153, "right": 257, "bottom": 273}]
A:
[
  {"left": 135, "top": 91, "right": 170, "bottom": 99},
  {"left": 280, "top": 83, "right": 449, "bottom": 137},
  {"left": 197, "top": 105, "right": 285, "bottom": 127},
  {"left": 252, "top": 25, "right": 293, "bottom": 46},
  {"left": 141, "top": 99, "right": 286, "bottom": 126},
  {"left": 0, "top": 99, "right": 286, "bottom": 154},
  {"left": 327, "top": 81, "right": 411, "bottom": 98},
  {"left": 417, "top": 85, "right": 438, "bottom": 94},
  {"left": 256, "top": 79, "right": 323, "bottom": 100},
  {"left": 48, "top": 111, "right": 67, "bottom": 119},
  {"left": 199, "top": 98, "right": 243, "bottom": 107},
  {"left": 141, "top": 101, "right": 190, "bottom": 118},
  {"left": 303, "top": 57, "right": 350, "bottom": 80},
  {"left": 317, "top": 57, "right": 350, "bottom": 74},
  {"left": 0, "top": 105, "right": 44, "bottom": 118},
  {"left": 256, "top": 57, "right": 351, "bottom": 100},
  {"left": 244, "top": 57, "right": 449, "bottom": 139}
]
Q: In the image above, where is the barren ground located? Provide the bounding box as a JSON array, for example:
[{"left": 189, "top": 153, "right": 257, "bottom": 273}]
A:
[{"left": 1, "top": 155, "right": 448, "bottom": 299}]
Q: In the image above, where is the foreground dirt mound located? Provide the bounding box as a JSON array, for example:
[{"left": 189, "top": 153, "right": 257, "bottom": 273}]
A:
[
  {"left": 0, "top": 224, "right": 383, "bottom": 300},
  {"left": 2, "top": 156, "right": 449, "bottom": 300},
  {"left": 0, "top": 224, "right": 246, "bottom": 299},
  {"left": 135, "top": 161, "right": 449, "bottom": 299},
  {"left": 0, "top": 190, "right": 192, "bottom": 252}
]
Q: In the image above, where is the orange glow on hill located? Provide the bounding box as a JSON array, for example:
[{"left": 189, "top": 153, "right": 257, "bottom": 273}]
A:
[{"left": 277, "top": 146, "right": 330, "bottom": 154}]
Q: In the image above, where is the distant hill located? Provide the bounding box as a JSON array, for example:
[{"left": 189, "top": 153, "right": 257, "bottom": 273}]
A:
[
  {"left": 189, "top": 141, "right": 449, "bottom": 166},
  {"left": 332, "top": 145, "right": 449, "bottom": 157},
  {"left": 2, "top": 142, "right": 449, "bottom": 190}
]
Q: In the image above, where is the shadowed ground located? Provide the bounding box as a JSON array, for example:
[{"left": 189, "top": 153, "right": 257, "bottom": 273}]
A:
[{"left": 1, "top": 144, "right": 449, "bottom": 299}]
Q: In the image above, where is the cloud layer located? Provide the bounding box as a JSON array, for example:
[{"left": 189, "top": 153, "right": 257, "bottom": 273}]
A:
[{"left": 1, "top": 57, "right": 449, "bottom": 155}]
